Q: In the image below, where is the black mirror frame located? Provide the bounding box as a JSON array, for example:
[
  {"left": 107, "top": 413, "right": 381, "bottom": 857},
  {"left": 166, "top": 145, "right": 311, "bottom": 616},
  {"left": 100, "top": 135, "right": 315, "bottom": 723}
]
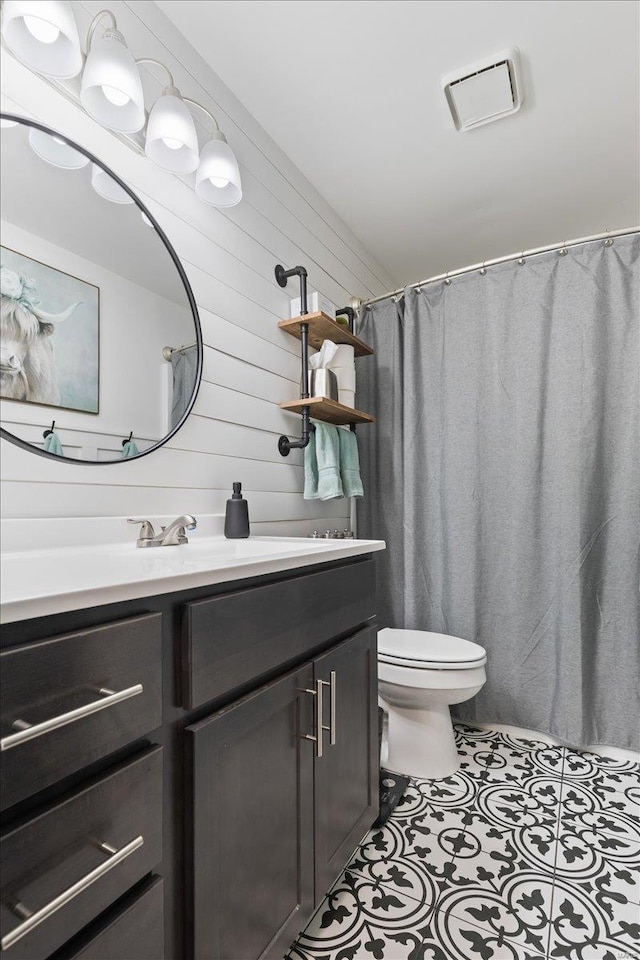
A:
[{"left": 0, "top": 112, "right": 203, "bottom": 466}]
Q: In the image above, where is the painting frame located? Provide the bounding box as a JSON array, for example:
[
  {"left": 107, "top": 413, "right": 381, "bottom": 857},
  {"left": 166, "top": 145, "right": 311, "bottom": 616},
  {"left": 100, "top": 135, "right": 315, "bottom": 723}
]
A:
[{"left": 0, "top": 244, "right": 100, "bottom": 415}]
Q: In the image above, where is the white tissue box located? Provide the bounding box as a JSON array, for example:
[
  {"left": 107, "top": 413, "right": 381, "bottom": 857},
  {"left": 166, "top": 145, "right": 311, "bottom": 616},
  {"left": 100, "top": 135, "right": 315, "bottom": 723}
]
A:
[{"left": 290, "top": 292, "right": 336, "bottom": 319}]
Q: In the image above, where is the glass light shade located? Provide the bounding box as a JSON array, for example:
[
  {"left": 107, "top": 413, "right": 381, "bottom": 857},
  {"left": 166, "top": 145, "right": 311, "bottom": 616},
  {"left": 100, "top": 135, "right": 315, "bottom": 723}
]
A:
[
  {"left": 28, "top": 127, "right": 89, "bottom": 169},
  {"left": 91, "top": 163, "right": 134, "bottom": 204},
  {"left": 1, "top": 0, "right": 82, "bottom": 78},
  {"left": 81, "top": 28, "right": 145, "bottom": 132},
  {"left": 195, "top": 132, "right": 242, "bottom": 207},
  {"left": 145, "top": 87, "right": 199, "bottom": 174}
]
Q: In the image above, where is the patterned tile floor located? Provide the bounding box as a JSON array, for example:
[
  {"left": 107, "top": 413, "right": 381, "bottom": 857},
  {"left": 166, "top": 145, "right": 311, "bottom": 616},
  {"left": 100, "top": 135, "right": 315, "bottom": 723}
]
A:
[{"left": 287, "top": 724, "right": 640, "bottom": 960}]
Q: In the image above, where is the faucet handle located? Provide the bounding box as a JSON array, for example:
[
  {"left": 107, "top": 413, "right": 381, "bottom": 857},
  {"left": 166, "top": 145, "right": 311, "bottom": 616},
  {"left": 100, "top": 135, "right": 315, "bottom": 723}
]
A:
[{"left": 127, "top": 518, "right": 156, "bottom": 540}]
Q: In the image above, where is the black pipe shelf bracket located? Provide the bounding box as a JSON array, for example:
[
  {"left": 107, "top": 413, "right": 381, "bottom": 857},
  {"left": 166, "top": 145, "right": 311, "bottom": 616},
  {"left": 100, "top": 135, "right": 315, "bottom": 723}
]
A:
[
  {"left": 275, "top": 264, "right": 315, "bottom": 457},
  {"left": 335, "top": 305, "right": 356, "bottom": 334}
]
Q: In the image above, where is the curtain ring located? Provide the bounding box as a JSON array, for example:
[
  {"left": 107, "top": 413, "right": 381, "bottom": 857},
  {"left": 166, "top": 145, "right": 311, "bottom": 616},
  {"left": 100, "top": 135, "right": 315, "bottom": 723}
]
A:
[
  {"left": 479, "top": 261, "right": 487, "bottom": 276},
  {"left": 604, "top": 229, "right": 614, "bottom": 247},
  {"left": 444, "top": 272, "right": 451, "bottom": 286},
  {"left": 558, "top": 242, "right": 568, "bottom": 256},
  {"left": 518, "top": 252, "right": 526, "bottom": 265}
]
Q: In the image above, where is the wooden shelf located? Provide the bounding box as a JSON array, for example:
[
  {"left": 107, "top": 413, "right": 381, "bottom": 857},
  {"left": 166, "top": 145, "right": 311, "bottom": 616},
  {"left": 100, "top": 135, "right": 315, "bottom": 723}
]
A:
[
  {"left": 278, "top": 312, "right": 374, "bottom": 357},
  {"left": 280, "top": 397, "right": 375, "bottom": 426}
]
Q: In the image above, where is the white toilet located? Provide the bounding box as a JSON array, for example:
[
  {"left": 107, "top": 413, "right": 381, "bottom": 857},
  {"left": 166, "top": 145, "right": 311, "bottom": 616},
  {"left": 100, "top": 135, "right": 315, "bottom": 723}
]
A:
[{"left": 378, "top": 628, "right": 487, "bottom": 780}]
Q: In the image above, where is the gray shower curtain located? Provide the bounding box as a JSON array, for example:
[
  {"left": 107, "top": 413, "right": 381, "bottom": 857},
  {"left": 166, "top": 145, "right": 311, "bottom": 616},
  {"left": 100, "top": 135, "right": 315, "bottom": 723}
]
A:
[{"left": 357, "top": 234, "right": 639, "bottom": 750}]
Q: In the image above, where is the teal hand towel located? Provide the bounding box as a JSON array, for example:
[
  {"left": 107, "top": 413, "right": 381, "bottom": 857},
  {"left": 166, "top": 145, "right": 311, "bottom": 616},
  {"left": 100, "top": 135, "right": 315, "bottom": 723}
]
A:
[
  {"left": 122, "top": 439, "right": 139, "bottom": 458},
  {"left": 43, "top": 431, "right": 63, "bottom": 456},
  {"left": 304, "top": 429, "right": 319, "bottom": 499},
  {"left": 338, "top": 427, "right": 364, "bottom": 498},
  {"left": 316, "top": 423, "right": 344, "bottom": 499},
  {"left": 304, "top": 422, "right": 344, "bottom": 500}
]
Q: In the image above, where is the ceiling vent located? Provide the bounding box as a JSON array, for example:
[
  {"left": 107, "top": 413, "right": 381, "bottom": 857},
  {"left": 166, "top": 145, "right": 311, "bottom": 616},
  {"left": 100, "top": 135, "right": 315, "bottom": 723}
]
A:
[{"left": 442, "top": 48, "right": 522, "bottom": 131}]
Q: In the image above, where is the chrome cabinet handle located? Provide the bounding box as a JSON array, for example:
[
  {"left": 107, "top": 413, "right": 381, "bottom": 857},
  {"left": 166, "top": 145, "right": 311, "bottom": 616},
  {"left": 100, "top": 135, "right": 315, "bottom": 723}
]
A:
[
  {"left": 302, "top": 680, "right": 324, "bottom": 758},
  {"left": 2, "top": 835, "right": 144, "bottom": 951},
  {"left": 319, "top": 670, "right": 337, "bottom": 747},
  {"left": 0, "top": 684, "right": 144, "bottom": 752},
  {"left": 328, "top": 670, "right": 337, "bottom": 745}
]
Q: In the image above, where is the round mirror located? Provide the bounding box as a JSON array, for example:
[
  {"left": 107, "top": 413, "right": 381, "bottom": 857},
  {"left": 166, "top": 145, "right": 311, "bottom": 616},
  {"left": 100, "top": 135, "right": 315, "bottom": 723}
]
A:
[{"left": 0, "top": 113, "right": 202, "bottom": 463}]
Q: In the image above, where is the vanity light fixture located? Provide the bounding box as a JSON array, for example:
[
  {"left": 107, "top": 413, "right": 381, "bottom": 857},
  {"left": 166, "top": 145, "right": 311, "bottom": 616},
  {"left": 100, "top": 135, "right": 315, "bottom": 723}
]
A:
[
  {"left": 80, "top": 11, "right": 145, "bottom": 133},
  {"left": 1, "top": 0, "right": 82, "bottom": 78},
  {"left": 1, "top": 4, "right": 243, "bottom": 206},
  {"left": 141, "top": 59, "right": 199, "bottom": 174},
  {"left": 28, "top": 127, "right": 89, "bottom": 168},
  {"left": 196, "top": 130, "right": 242, "bottom": 207},
  {"left": 91, "top": 162, "right": 134, "bottom": 203}
]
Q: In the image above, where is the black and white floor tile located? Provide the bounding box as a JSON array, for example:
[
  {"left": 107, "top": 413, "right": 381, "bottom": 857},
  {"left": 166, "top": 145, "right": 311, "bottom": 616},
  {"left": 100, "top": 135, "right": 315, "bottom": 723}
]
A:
[{"left": 287, "top": 724, "right": 640, "bottom": 960}]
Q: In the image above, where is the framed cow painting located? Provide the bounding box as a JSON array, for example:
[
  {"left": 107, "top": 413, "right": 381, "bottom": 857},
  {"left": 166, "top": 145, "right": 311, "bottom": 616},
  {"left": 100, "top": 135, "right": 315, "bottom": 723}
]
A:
[{"left": 0, "top": 246, "right": 100, "bottom": 414}]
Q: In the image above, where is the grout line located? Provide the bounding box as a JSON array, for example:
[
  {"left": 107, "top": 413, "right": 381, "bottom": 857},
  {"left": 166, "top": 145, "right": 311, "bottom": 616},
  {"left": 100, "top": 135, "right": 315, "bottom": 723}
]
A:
[{"left": 542, "top": 744, "right": 567, "bottom": 960}]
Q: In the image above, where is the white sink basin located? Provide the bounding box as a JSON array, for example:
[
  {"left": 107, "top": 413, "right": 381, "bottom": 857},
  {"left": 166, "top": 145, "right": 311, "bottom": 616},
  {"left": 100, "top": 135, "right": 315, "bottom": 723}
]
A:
[
  {"left": 1, "top": 531, "right": 386, "bottom": 623},
  {"left": 177, "top": 535, "right": 341, "bottom": 558}
]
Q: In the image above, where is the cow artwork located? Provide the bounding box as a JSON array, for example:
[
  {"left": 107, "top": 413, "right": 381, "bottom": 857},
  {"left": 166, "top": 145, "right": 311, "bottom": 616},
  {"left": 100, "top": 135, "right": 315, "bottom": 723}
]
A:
[
  {"left": 0, "top": 251, "right": 99, "bottom": 414},
  {"left": 0, "top": 266, "right": 80, "bottom": 405}
]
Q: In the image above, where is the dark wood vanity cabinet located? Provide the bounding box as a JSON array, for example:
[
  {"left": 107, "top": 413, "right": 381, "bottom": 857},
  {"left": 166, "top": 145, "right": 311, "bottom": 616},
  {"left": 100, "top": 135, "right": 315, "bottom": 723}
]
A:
[
  {"left": 188, "top": 626, "right": 378, "bottom": 960},
  {"left": 0, "top": 555, "right": 378, "bottom": 960},
  {"left": 313, "top": 628, "right": 378, "bottom": 898}
]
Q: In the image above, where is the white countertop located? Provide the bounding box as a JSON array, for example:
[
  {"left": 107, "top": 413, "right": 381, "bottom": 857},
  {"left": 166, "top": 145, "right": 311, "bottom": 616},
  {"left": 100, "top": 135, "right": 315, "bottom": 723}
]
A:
[{"left": 0, "top": 516, "right": 385, "bottom": 623}]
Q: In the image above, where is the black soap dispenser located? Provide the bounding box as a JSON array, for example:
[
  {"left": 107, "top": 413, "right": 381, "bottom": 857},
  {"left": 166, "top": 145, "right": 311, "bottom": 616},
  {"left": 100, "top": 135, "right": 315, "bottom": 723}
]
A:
[{"left": 224, "top": 482, "right": 250, "bottom": 539}]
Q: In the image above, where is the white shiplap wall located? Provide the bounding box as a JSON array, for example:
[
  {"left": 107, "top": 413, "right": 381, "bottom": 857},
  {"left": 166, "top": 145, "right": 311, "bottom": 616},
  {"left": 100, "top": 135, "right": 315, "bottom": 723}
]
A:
[{"left": 0, "top": 0, "right": 396, "bottom": 534}]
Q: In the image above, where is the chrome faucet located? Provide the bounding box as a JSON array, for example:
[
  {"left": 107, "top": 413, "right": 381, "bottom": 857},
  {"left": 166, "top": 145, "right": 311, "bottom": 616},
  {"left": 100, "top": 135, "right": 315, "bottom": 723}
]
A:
[{"left": 127, "top": 515, "right": 197, "bottom": 547}]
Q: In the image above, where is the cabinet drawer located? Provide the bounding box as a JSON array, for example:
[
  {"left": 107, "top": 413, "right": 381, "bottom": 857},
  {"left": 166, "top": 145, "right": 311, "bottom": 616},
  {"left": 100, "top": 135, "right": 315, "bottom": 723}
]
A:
[
  {"left": 51, "top": 877, "right": 164, "bottom": 960},
  {"left": 0, "top": 613, "right": 162, "bottom": 810},
  {"left": 184, "top": 558, "right": 375, "bottom": 709},
  {"left": 0, "top": 746, "right": 163, "bottom": 960}
]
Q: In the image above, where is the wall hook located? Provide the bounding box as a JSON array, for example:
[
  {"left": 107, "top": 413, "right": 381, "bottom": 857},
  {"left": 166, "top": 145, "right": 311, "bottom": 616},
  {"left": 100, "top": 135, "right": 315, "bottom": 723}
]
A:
[
  {"left": 43, "top": 420, "right": 56, "bottom": 438},
  {"left": 122, "top": 431, "right": 133, "bottom": 448}
]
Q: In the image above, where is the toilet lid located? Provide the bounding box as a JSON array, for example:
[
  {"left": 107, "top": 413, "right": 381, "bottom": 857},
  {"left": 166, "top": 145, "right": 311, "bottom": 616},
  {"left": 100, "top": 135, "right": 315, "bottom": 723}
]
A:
[{"left": 378, "top": 628, "right": 486, "bottom": 670}]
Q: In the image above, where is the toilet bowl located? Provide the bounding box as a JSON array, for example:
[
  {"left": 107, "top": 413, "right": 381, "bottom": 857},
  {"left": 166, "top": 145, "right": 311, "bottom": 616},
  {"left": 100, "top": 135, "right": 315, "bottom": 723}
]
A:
[{"left": 378, "top": 628, "right": 487, "bottom": 780}]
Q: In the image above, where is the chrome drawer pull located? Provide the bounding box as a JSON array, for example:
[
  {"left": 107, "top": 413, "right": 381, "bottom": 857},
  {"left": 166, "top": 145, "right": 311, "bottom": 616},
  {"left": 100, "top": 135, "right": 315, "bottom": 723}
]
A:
[
  {"left": 302, "top": 680, "right": 324, "bottom": 758},
  {"left": 0, "top": 684, "right": 144, "bottom": 752},
  {"left": 329, "top": 670, "right": 337, "bottom": 745},
  {"left": 1, "top": 835, "right": 144, "bottom": 951},
  {"left": 318, "top": 671, "right": 337, "bottom": 747}
]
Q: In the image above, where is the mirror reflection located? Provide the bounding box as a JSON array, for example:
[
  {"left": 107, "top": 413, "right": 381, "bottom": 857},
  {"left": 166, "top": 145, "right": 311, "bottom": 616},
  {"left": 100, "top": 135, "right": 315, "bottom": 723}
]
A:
[{"left": 0, "top": 116, "right": 201, "bottom": 462}]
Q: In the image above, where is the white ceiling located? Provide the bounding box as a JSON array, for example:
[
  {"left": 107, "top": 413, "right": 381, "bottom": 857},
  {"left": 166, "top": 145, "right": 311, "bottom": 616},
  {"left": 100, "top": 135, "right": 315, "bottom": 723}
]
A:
[{"left": 157, "top": 0, "right": 640, "bottom": 288}]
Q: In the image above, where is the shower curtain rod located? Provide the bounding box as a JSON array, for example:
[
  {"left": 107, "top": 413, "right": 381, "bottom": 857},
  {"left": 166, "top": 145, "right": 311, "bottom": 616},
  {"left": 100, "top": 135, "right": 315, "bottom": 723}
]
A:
[{"left": 362, "top": 225, "right": 640, "bottom": 307}]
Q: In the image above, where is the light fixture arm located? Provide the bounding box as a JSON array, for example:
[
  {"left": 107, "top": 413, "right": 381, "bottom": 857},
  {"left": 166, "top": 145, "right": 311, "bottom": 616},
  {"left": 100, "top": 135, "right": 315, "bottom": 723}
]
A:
[
  {"left": 136, "top": 57, "right": 175, "bottom": 90},
  {"left": 86, "top": 10, "right": 118, "bottom": 51},
  {"left": 183, "top": 97, "right": 221, "bottom": 134}
]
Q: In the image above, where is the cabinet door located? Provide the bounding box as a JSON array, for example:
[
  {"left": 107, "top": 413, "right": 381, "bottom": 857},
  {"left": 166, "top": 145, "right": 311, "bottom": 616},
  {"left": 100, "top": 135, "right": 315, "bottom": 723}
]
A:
[
  {"left": 313, "top": 626, "right": 378, "bottom": 898},
  {"left": 187, "top": 664, "right": 315, "bottom": 960}
]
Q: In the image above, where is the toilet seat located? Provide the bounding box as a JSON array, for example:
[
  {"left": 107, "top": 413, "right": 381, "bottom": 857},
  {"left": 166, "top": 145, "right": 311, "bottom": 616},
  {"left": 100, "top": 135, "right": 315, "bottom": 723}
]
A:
[{"left": 378, "top": 628, "right": 487, "bottom": 670}]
